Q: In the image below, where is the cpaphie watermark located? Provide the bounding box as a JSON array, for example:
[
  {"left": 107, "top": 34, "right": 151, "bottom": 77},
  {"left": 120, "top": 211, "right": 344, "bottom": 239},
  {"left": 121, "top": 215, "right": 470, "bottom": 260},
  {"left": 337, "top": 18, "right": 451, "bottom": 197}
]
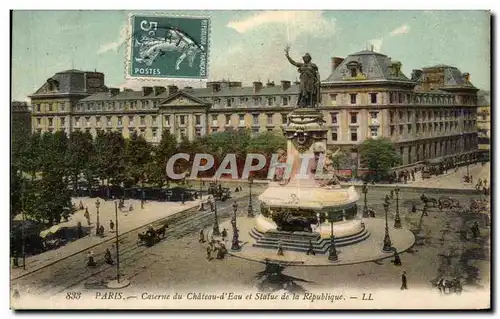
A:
[{"left": 165, "top": 153, "right": 335, "bottom": 180}]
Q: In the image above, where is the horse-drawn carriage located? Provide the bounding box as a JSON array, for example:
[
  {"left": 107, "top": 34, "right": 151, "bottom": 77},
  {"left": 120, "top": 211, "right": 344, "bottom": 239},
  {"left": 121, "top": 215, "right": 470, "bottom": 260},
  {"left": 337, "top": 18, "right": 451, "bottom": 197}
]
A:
[
  {"left": 438, "top": 196, "right": 461, "bottom": 209},
  {"left": 208, "top": 182, "right": 231, "bottom": 202},
  {"left": 469, "top": 198, "right": 489, "bottom": 213},
  {"left": 420, "top": 194, "right": 438, "bottom": 207},
  {"left": 422, "top": 158, "right": 444, "bottom": 179},
  {"left": 137, "top": 224, "right": 168, "bottom": 247}
]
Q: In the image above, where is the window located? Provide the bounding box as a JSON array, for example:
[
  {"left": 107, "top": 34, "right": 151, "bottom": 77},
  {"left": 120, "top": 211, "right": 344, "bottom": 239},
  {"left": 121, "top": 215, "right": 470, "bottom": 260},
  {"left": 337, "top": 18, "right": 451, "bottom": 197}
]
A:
[
  {"left": 390, "top": 125, "right": 395, "bottom": 136},
  {"left": 267, "top": 127, "right": 273, "bottom": 132},
  {"left": 330, "top": 94, "right": 337, "bottom": 103},
  {"left": 239, "top": 114, "right": 245, "bottom": 126},
  {"left": 75, "top": 117, "right": 80, "bottom": 127},
  {"left": 129, "top": 116, "right": 134, "bottom": 126},
  {"left": 398, "top": 93, "right": 403, "bottom": 103},
  {"left": 211, "top": 127, "right": 218, "bottom": 133},
  {"left": 36, "top": 118, "right": 41, "bottom": 126},
  {"left": 152, "top": 129, "right": 157, "bottom": 138},
  {"left": 180, "top": 129, "right": 186, "bottom": 138},
  {"left": 282, "top": 97, "right": 289, "bottom": 106},
  {"left": 390, "top": 111, "right": 394, "bottom": 123},
  {"left": 227, "top": 99, "right": 232, "bottom": 107},
  {"left": 331, "top": 128, "right": 338, "bottom": 141},
  {"left": 267, "top": 114, "right": 273, "bottom": 125},
  {"left": 140, "top": 116, "right": 145, "bottom": 126},
  {"left": 195, "top": 128, "right": 202, "bottom": 137},
  {"left": 370, "top": 93, "right": 377, "bottom": 104},
  {"left": 140, "top": 128, "right": 145, "bottom": 136},
  {"left": 85, "top": 117, "right": 90, "bottom": 127},
  {"left": 179, "top": 115, "right": 185, "bottom": 125},
  {"left": 211, "top": 115, "right": 217, "bottom": 126},
  {"left": 350, "top": 94, "right": 357, "bottom": 104},
  {"left": 350, "top": 68, "right": 357, "bottom": 77},
  {"left": 282, "top": 114, "right": 287, "bottom": 124},
  {"left": 398, "top": 111, "right": 403, "bottom": 121},
  {"left": 152, "top": 116, "right": 157, "bottom": 126},
  {"left": 370, "top": 127, "right": 378, "bottom": 137},
  {"left": 350, "top": 128, "right": 358, "bottom": 141},
  {"left": 225, "top": 115, "right": 231, "bottom": 125},
  {"left": 86, "top": 103, "right": 90, "bottom": 111},
  {"left": 389, "top": 92, "right": 394, "bottom": 103},
  {"left": 253, "top": 97, "right": 261, "bottom": 106},
  {"left": 370, "top": 112, "right": 378, "bottom": 120},
  {"left": 399, "top": 125, "right": 403, "bottom": 135},
  {"left": 416, "top": 123, "right": 420, "bottom": 134},
  {"left": 36, "top": 104, "right": 41, "bottom": 112},
  {"left": 265, "top": 97, "right": 272, "bottom": 106},
  {"left": 107, "top": 117, "right": 112, "bottom": 127},
  {"left": 331, "top": 112, "right": 338, "bottom": 124},
  {"left": 213, "top": 98, "right": 220, "bottom": 105},
  {"left": 350, "top": 112, "right": 357, "bottom": 124},
  {"left": 165, "top": 115, "right": 170, "bottom": 126},
  {"left": 48, "top": 118, "right": 53, "bottom": 127},
  {"left": 407, "top": 111, "right": 411, "bottom": 121},
  {"left": 239, "top": 97, "right": 248, "bottom": 104},
  {"left": 60, "top": 103, "right": 65, "bottom": 112},
  {"left": 195, "top": 115, "right": 201, "bottom": 125},
  {"left": 408, "top": 124, "right": 412, "bottom": 134},
  {"left": 252, "top": 114, "right": 259, "bottom": 125},
  {"left": 60, "top": 117, "right": 65, "bottom": 127}
]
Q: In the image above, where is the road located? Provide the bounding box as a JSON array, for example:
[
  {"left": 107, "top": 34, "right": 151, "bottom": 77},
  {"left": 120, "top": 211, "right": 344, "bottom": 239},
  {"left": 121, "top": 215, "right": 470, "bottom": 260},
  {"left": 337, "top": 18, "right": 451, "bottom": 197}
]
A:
[
  {"left": 12, "top": 187, "right": 489, "bottom": 302},
  {"left": 11, "top": 194, "right": 256, "bottom": 297}
]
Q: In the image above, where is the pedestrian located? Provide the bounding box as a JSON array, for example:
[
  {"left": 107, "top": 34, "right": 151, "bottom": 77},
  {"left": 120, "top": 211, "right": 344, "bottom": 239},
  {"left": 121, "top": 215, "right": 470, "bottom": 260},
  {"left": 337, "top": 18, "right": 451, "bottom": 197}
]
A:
[
  {"left": 484, "top": 179, "right": 488, "bottom": 188},
  {"left": 104, "top": 248, "right": 113, "bottom": 265},
  {"left": 277, "top": 240, "right": 284, "bottom": 256},
  {"left": 411, "top": 170, "right": 415, "bottom": 181},
  {"left": 411, "top": 203, "right": 417, "bottom": 213},
  {"left": 221, "top": 228, "right": 228, "bottom": 241},
  {"left": 77, "top": 221, "right": 83, "bottom": 238},
  {"left": 393, "top": 250, "right": 402, "bottom": 266},
  {"left": 79, "top": 200, "right": 84, "bottom": 210},
  {"left": 199, "top": 229, "right": 206, "bottom": 243},
  {"left": 181, "top": 193, "right": 185, "bottom": 205},
  {"left": 306, "top": 240, "right": 315, "bottom": 255},
  {"left": 99, "top": 225, "right": 105, "bottom": 237},
  {"left": 87, "top": 251, "right": 96, "bottom": 267},
  {"left": 109, "top": 220, "right": 115, "bottom": 232},
  {"left": 403, "top": 174, "right": 408, "bottom": 184},
  {"left": 401, "top": 271, "right": 408, "bottom": 290},
  {"left": 471, "top": 221, "right": 480, "bottom": 238},
  {"left": 423, "top": 206, "right": 428, "bottom": 217},
  {"left": 390, "top": 190, "right": 394, "bottom": 199}
]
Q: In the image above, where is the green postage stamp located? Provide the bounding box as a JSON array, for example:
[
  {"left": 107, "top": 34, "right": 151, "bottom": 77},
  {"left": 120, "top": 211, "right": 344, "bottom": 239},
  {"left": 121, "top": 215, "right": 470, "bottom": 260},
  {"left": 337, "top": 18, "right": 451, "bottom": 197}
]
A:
[{"left": 128, "top": 14, "right": 210, "bottom": 79}]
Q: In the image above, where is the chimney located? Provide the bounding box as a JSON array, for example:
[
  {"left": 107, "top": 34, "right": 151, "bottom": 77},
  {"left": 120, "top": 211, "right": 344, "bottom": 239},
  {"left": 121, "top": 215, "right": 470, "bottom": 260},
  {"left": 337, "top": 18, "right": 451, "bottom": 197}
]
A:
[
  {"left": 281, "top": 80, "right": 291, "bottom": 91},
  {"left": 167, "top": 85, "right": 178, "bottom": 95},
  {"left": 142, "top": 86, "right": 153, "bottom": 96},
  {"left": 411, "top": 69, "right": 423, "bottom": 81},
  {"left": 332, "top": 57, "right": 344, "bottom": 73},
  {"left": 253, "top": 81, "right": 263, "bottom": 92},
  {"left": 207, "top": 82, "right": 221, "bottom": 92},
  {"left": 109, "top": 88, "right": 120, "bottom": 96},
  {"left": 153, "top": 86, "right": 166, "bottom": 96},
  {"left": 266, "top": 81, "right": 275, "bottom": 88}
]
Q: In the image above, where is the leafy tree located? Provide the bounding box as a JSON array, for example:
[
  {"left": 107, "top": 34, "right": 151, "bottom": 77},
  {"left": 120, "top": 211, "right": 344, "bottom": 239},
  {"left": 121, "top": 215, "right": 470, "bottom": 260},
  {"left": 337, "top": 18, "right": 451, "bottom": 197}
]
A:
[
  {"left": 246, "top": 131, "right": 287, "bottom": 179},
  {"left": 152, "top": 130, "right": 178, "bottom": 188},
  {"left": 67, "top": 130, "right": 94, "bottom": 193},
  {"left": 329, "top": 149, "right": 347, "bottom": 171},
  {"left": 94, "top": 131, "right": 126, "bottom": 197},
  {"left": 359, "top": 138, "right": 401, "bottom": 181},
  {"left": 22, "top": 132, "right": 42, "bottom": 182},
  {"left": 124, "top": 132, "right": 152, "bottom": 185}
]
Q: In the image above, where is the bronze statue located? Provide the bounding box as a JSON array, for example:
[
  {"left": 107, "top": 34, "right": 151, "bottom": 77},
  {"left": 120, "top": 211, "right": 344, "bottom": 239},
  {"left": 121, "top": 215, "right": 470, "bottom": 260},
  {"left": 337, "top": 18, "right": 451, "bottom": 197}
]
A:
[{"left": 285, "top": 45, "right": 321, "bottom": 108}]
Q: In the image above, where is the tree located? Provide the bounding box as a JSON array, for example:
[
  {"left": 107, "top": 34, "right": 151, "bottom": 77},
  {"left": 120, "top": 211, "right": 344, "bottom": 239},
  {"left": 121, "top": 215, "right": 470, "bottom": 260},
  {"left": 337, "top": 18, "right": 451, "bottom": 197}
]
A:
[
  {"left": 358, "top": 138, "right": 401, "bottom": 182},
  {"left": 246, "top": 131, "right": 287, "bottom": 179},
  {"left": 94, "top": 131, "right": 126, "bottom": 197},
  {"left": 22, "top": 132, "right": 42, "bottom": 182},
  {"left": 67, "top": 130, "right": 94, "bottom": 194},
  {"left": 124, "top": 132, "right": 152, "bottom": 185},
  {"left": 153, "top": 130, "right": 178, "bottom": 188}
]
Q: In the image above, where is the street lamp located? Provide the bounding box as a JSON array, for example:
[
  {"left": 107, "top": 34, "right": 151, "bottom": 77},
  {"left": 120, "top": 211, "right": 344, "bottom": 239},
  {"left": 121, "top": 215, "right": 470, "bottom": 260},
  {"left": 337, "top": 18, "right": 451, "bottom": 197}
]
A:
[
  {"left": 328, "top": 216, "right": 338, "bottom": 262},
  {"left": 394, "top": 188, "right": 402, "bottom": 228},
  {"left": 248, "top": 176, "right": 254, "bottom": 217},
  {"left": 231, "top": 202, "right": 241, "bottom": 251},
  {"left": 362, "top": 182, "right": 369, "bottom": 218},
  {"left": 382, "top": 201, "right": 393, "bottom": 252},
  {"left": 95, "top": 199, "right": 101, "bottom": 236},
  {"left": 212, "top": 199, "right": 221, "bottom": 236}
]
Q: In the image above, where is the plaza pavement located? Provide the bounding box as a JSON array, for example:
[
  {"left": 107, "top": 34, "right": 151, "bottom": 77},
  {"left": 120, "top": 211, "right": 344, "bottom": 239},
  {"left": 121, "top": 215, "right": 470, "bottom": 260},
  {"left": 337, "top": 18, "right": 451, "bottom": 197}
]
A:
[{"left": 11, "top": 189, "right": 251, "bottom": 279}]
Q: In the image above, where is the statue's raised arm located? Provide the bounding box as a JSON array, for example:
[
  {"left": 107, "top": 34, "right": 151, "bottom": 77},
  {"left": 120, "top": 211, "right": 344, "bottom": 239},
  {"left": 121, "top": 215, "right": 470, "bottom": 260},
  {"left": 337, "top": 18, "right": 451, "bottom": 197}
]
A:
[{"left": 284, "top": 45, "right": 302, "bottom": 67}]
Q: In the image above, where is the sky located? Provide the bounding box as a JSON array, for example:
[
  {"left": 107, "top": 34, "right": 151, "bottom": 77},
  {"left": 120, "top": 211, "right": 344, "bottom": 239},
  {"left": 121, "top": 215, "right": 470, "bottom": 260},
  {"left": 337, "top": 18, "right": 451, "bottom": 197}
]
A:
[{"left": 11, "top": 10, "right": 491, "bottom": 102}]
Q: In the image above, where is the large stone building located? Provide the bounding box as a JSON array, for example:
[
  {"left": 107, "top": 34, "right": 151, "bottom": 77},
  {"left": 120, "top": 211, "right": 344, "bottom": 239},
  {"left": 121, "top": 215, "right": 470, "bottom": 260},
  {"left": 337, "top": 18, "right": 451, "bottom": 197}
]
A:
[
  {"left": 29, "top": 49, "right": 480, "bottom": 168},
  {"left": 11, "top": 101, "right": 31, "bottom": 140}
]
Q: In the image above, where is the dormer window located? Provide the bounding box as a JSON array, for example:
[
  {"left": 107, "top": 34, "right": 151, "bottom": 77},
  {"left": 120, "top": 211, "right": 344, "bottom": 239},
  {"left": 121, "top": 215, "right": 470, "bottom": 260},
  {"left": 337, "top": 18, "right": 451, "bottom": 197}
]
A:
[{"left": 346, "top": 61, "right": 363, "bottom": 78}]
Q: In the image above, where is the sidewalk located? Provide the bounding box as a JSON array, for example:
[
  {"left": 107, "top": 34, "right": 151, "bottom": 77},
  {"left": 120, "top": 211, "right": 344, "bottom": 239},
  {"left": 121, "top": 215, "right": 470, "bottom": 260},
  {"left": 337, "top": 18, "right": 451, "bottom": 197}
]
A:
[{"left": 341, "top": 162, "right": 490, "bottom": 191}]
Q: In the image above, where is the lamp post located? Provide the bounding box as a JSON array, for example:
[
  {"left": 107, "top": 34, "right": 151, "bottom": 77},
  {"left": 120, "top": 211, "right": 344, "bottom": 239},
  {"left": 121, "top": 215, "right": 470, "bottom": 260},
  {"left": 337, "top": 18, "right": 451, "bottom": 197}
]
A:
[
  {"left": 247, "top": 176, "right": 254, "bottom": 217},
  {"left": 382, "top": 201, "right": 393, "bottom": 252},
  {"left": 95, "top": 199, "right": 101, "bottom": 236},
  {"left": 328, "top": 215, "right": 338, "bottom": 262},
  {"left": 394, "top": 188, "right": 402, "bottom": 228},
  {"left": 199, "top": 178, "right": 205, "bottom": 211},
  {"left": 362, "top": 182, "right": 369, "bottom": 218},
  {"left": 141, "top": 179, "right": 145, "bottom": 209},
  {"left": 231, "top": 202, "right": 241, "bottom": 251},
  {"left": 212, "top": 199, "right": 220, "bottom": 236}
]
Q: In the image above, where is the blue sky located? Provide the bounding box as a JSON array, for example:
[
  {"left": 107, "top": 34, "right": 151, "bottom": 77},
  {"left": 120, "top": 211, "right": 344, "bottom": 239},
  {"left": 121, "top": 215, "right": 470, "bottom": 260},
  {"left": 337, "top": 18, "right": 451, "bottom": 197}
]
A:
[{"left": 12, "top": 10, "right": 490, "bottom": 101}]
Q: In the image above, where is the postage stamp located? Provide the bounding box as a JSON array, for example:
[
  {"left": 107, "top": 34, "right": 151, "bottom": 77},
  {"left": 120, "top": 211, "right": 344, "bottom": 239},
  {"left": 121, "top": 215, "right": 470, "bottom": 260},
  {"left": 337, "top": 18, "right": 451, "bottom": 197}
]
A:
[{"left": 127, "top": 14, "right": 210, "bottom": 79}]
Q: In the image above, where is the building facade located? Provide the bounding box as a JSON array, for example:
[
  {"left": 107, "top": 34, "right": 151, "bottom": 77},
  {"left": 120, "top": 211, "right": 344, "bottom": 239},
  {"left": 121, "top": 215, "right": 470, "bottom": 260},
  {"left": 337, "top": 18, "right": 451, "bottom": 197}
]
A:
[
  {"left": 29, "top": 50, "right": 479, "bottom": 168},
  {"left": 477, "top": 90, "right": 490, "bottom": 151},
  {"left": 11, "top": 101, "right": 31, "bottom": 140}
]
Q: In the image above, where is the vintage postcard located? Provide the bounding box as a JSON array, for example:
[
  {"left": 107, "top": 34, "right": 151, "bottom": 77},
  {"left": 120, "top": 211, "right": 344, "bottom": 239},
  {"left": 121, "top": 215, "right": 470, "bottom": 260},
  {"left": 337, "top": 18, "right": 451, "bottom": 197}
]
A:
[{"left": 10, "top": 10, "right": 491, "bottom": 310}]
